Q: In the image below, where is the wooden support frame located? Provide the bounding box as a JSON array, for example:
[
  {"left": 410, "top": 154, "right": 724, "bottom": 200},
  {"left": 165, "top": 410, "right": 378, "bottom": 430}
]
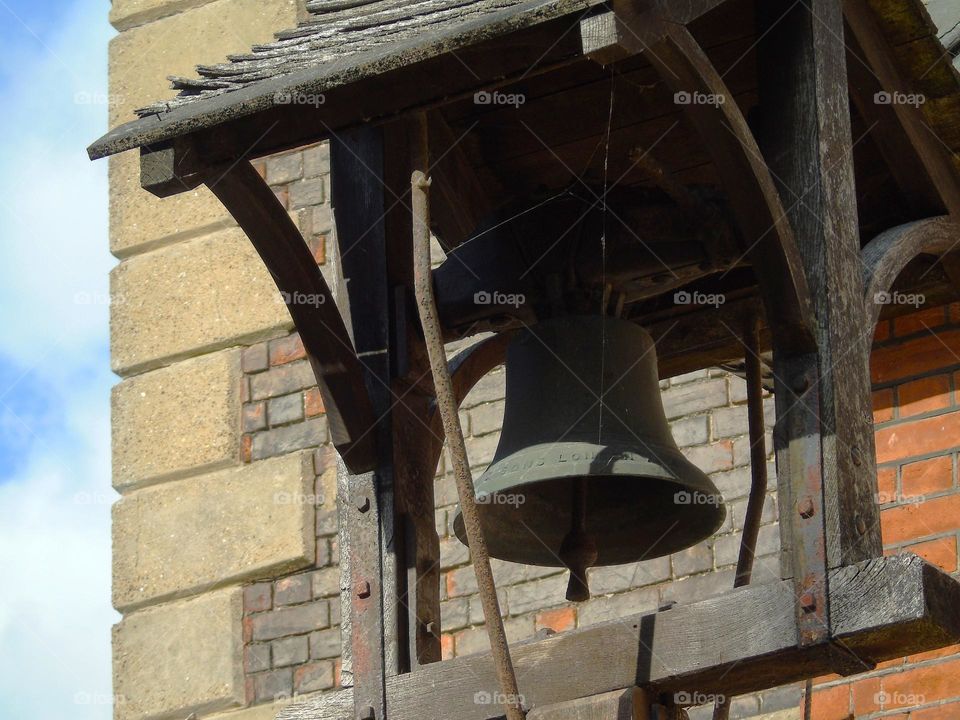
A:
[{"left": 278, "top": 554, "right": 960, "bottom": 720}]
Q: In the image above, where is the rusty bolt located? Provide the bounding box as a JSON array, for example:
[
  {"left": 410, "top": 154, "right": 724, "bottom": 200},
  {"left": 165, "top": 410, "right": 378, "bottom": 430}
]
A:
[
  {"left": 799, "top": 592, "right": 817, "bottom": 613},
  {"left": 798, "top": 496, "right": 816, "bottom": 519},
  {"left": 792, "top": 375, "right": 809, "bottom": 394},
  {"left": 425, "top": 621, "right": 437, "bottom": 636},
  {"left": 357, "top": 580, "right": 371, "bottom": 599},
  {"left": 856, "top": 517, "right": 868, "bottom": 535},
  {"left": 357, "top": 496, "right": 371, "bottom": 513},
  {"left": 358, "top": 706, "right": 375, "bottom": 720},
  {"left": 851, "top": 446, "right": 863, "bottom": 467}
]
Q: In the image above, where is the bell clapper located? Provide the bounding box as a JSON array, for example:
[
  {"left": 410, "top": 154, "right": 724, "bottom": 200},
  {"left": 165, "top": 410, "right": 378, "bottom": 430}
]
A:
[{"left": 559, "top": 477, "right": 598, "bottom": 602}]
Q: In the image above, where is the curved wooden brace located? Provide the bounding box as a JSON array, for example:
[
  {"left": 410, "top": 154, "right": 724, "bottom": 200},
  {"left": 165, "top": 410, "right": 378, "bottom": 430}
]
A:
[
  {"left": 425, "top": 332, "right": 514, "bottom": 463},
  {"left": 612, "top": 7, "right": 815, "bottom": 355},
  {"left": 207, "top": 161, "right": 378, "bottom": 473},
  {"left": 861, "top": 216, "right": 960, "bottom": 329}
]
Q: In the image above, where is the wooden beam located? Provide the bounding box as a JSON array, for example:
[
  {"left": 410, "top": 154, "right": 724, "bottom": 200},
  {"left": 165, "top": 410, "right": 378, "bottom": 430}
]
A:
[
  {"left": 278, "top": 555, "right": 960, "bottom": 720},
  {"left": 204, "top": 161, "right": 377, "bottom": 473},
  {"left": 603, "top": 6, "right": 816, "bottom": 356},
  {"left": 756, "top": 0, "right": 883, "bottom": 582},
  {"left": 861, "top": 216, "right": 960, "bottom": 328}
]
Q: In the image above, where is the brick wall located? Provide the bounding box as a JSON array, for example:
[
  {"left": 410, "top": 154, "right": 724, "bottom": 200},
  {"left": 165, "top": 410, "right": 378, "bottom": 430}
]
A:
[{"left": 806, "top": 305, "right": 960, "bottom": 720}]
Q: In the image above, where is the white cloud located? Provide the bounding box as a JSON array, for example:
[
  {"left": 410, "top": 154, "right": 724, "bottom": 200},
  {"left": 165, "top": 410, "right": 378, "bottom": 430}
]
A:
[{"left": 0, "top": 1, "right": 118, "bottom": 718}]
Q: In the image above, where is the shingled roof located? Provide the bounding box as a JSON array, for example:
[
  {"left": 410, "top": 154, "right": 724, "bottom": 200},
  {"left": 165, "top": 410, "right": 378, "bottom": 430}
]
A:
[{"left": 88, "top": 0, "right": 600, "bottom": 159}]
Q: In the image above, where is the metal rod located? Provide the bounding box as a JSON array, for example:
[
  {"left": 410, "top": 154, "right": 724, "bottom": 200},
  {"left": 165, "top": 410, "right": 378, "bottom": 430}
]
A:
[
  {"left": 713, "top": 313, "right": 768, "bottom": 720},
  {"left": 410, "top": 117, "right": 525, "bottom": 720}
]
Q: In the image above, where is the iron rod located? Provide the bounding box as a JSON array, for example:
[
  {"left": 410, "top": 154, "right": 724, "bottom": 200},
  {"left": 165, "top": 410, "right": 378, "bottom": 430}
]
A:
[
  {"left": 713, "top": 314, "right": 768, "bottom": 720},
  {"left": 411, "top": 119, "right": 525, "bottom": 720}
]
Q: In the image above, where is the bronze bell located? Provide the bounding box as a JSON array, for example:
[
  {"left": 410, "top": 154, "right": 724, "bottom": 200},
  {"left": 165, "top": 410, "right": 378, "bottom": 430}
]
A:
[{"left": 453, "top": 315, "right": 726, "bottom": 601}]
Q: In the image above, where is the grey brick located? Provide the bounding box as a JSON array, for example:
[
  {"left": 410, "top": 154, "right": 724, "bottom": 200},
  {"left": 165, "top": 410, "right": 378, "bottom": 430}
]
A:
[
  {"left": 272, "top": 635, "right": 309, "bottom": 667},
  {"left": 243, "top": 402, "right": 267, "bottom": 433},
  {"left": 730, "top": 495, "right": 778, "bottom": 530},
  {"left": 461, "top": 368, "right": 506, "bottom": 409},
  {"left": 274, "top": 573, "right": 312, "bottom": 606},
  {"left": 250, "top": 361, "right": 316, "bottom": 400},
  {"left": 469, "top": 400, "right": 505, "bottom": 437},
  {"left": 662, "top": 378, "right": 728, "bottom": 419},
  {"left": 440, "top": 536, "right": 470, "bottom": 570},
  {"left": 242, "top": 343, "right": 269, "bottom": 373},
  {"left": 682, "top": 441, "right": 734, "bottom": 474},
  {"left": 268, "top": 392, "right": 305, "bottom": 426},
  {"left": 245, "top": 643, "right": 271, "bottom": 673},
  {"left": 251, "top": 417, "right": 328, "bottom": 460},
  {"left": 303, "top": 143, "right": 330, "bottom": 178},
  {"left": 308, "top": 203, "right": 333, "bottom": 235},
  {"left": 434, "top": 474, "right": 459, "bottom": 508},
  {"left": 733, "top": 433, "right": 774, "bottom": 468},
  {"left": 266, "top": 152, "right": 303, "bottom": 185},
  {"left": 309, "top": 626, "right": 341, "bottom": 660},
  {"left": 329, "top": 599, "right": 341, "bottom": 626},
  {"left": 671, "top": 369, "right": 709, "bottom": 385},
  {"left": 468, "top": 589, "right": 509, "bottom": 625},
  {"left": 294, "top": 661, "right": 335, "bottom": 693},
  {"left": 252, "top": 600, "right": 330, "bottom": 641},
  {"left": 712, "top": 405, "right": 749, "bottom": 439},
  {"left": 311, "top": 567, "right": 340, "bottom": 598},
  {"left": 671, "top": 541, "right": 713, "bottom": 577},
  {"left": 578, "top": 586, "right": 659, "bottom": 626},
  {"left": 587, "top": 557, "right": 670, "bottom": 595},
  {"left": 440, "top": 597, "right": 470, "bottom": 632},
  {"left": 244, "top": 582, "right": 272, "bottom": 613},
  {"left": 661, "top": 568, "right": 735, "bottom": 606},
  {"left": 465, "top": 432, "right": 499, "bottom": 468},
  {"left": 759, "top": 683, "right": 803, "bottom": 713},
  {"left": 670, "top": 415, "right": 709, "bottom": 448},
  {"left": 289, "top": 177, "right": 326, "bottom": 208},
  {"left": 711, "top": 466, "right": 753, "bottom": 502},
  {"left": 317, "top": 509, "right": 338, "bottom": 536},
  {"left": 505, "top": 574, "right": 568, "bottom": 616},
  {"left": 315, "top": 537, "right": 332, "bottom": 566},
  {"left": 455, "top": 616, "right": 532, "bottom": 656},
  {"left": 253, "top": 668, "right": 293, "bottom": 703}
]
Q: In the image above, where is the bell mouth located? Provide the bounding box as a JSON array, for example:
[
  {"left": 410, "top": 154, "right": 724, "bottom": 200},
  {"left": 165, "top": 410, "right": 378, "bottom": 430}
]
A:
[{"left": 453, "top": 441, "right": 726, "bottom": 567}]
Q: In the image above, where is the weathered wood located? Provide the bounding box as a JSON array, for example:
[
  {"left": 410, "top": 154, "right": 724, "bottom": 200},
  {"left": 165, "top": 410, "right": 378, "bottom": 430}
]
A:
[
  {"left": 330, "top": 125, "right": 399, "bottom": 715},
  {"left": 606, "top": 7, "right": 816, "bottom": 356},
  {"left": 205, "top": 160, "right": 377, "bottom": 473},
  {"left": 528, "top": 688, "right": 651, "bottom": 720},
  {"left": 278, "top": 555, "right": 960, "bottom": 720},
  {"left": 756, "top": 0, "right": 883, "bottom": 580},
  {"left": 861, "top": 216, "right": 960, "bottom": 328}
]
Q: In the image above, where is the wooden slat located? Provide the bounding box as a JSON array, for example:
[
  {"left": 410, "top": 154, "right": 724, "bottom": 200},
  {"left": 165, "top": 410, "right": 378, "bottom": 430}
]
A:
[
  {"left": 204, "top": 161, "right": 377, "bottom": 473},
  {"left": 278, "top": 555, "right": 960, "bottom": 720}
]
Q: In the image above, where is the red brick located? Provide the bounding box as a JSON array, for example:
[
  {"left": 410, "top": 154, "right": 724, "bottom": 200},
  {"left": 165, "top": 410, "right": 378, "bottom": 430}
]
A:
[
  {"left": 877, "top": 467, "right": 897, "bottom": 504},
  {"left": 308, "top": 234, "right": 327, "bottom": 265},
  {"left": 334, "top": 658, "right": 342, "bottom": 687},
  {"left": 535, "top": 607, "right": 576, "bottom": 633},
  {"left": 808, "top": 683, "right": 851, "bottom": 720},
  {"left": 270, "top": 334, "right": 306, "bottom": 366},
  {"left": 871, "top": 330, "right": 960, "bottom": 384},
  {"left": 902, "top": 455, "right": 953, "bottom": 498},
  {"left": 305, "top": 386, "right": 325, "bottom": 417},
  {"left": 882, "top": 494, "right": 960, "bottom": 545},
  {"left": 908, "top": 643, "right": 960, "bottom": 664},
  {"left": 882, "top": 657, "right": 960, "bottom": 708},
  {"left": 893, "top": 306, "right": 947, "bottom": 337},
  {"left": 899, "top": 375, "right": 952, "bottom": 417},
  {"left": 874, "top": 320, "right": 891, "bottom": 344},
  {"left": 241, "top": 434, "right": 253, "bottom": 464},
  {"left": 905, "top": 535, "right": 958, "bottom": 573},
  {"left": 852, "top": 676, "right": 882, "bottom": 716},
  {"left": 911, "top": 704, "right": 960, "bottom": 720},
  {"left": 441, "top": 633, "right": 455, "bottom": 660},
  {"left": 873, "top": 388, "right": 895, "bottom": 423},
  {"left": 875, "top": 411, "right": 960, "bottom": 464}
]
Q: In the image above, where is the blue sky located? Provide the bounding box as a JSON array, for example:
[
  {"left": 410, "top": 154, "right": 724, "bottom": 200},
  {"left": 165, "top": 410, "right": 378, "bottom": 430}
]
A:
[{"left": 0, "top": 1, "right": 117, "bottom": 718}]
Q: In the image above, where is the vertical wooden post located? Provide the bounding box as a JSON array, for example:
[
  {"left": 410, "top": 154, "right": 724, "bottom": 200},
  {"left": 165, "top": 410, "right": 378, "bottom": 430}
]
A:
[
  {"left": 331, "top": 125, "right": 400, "bottom": 719},
  {"left": 757, "top": 0, "right": 883, "bottom": 652}
]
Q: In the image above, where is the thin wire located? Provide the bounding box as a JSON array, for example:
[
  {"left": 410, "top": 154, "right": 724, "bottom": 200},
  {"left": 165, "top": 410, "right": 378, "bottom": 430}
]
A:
[{"left": 598, "top": 67, "right": 616, "bottom": 443}]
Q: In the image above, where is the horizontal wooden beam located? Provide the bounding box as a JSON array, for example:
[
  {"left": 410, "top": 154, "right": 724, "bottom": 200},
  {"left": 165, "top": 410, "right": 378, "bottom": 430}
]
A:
[{"left": 278, "top": 555, "right": 960, "bottom": 720}]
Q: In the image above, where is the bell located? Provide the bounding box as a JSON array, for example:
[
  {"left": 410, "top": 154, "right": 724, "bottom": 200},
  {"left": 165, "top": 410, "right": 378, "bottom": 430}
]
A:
[{"left": 454, "top": 315, "right": 726, "bottom": 601}]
